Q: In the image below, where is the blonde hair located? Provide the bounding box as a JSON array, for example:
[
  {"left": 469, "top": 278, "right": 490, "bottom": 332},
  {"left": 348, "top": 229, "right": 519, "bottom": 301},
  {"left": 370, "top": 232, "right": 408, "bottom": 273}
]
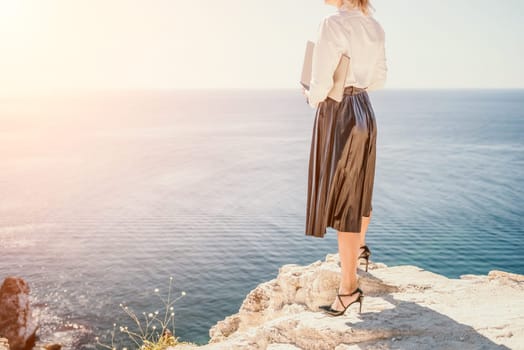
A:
[{"left": 339, "top": 0, "right": 374, "bottom": 16}]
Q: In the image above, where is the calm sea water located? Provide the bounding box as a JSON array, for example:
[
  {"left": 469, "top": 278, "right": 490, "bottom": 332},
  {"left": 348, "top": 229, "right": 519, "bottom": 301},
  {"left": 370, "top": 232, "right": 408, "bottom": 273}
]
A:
[{"left": 0, "top": 89, "right": 523, "bottom": 348}]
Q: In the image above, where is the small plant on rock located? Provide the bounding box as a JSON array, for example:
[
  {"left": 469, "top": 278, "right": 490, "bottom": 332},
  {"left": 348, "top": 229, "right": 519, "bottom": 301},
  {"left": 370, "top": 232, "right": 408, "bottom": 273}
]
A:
[{"left": 96, "top": 276, "right": 195, "bottom": 350}]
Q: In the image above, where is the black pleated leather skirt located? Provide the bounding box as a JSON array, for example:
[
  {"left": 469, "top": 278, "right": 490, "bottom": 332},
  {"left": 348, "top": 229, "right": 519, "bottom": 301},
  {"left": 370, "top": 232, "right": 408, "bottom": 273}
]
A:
[{"left": 305, "top": 86, "right": 377, "bottom": 238}]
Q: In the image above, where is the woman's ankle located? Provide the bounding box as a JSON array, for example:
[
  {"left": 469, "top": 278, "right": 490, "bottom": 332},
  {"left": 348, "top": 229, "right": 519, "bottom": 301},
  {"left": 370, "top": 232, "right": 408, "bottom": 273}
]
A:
[{"left": 339, "top": 280, "right": 359, "bottom": 293}]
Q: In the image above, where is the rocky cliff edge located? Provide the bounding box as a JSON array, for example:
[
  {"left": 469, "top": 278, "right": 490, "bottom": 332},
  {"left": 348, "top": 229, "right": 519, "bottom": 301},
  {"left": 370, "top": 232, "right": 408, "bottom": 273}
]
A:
[{"left": 170, "top": 253, "right": 523, "bottom": 350}]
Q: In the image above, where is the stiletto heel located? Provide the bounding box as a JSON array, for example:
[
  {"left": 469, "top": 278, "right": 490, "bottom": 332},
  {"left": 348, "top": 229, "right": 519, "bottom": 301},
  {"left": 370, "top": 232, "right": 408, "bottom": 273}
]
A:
[
  {"left": 359, "top": 245, "right": 371, "bottom": 272},
  {"left": 318, "top": 287, "right": 364, "bottom": 316}
]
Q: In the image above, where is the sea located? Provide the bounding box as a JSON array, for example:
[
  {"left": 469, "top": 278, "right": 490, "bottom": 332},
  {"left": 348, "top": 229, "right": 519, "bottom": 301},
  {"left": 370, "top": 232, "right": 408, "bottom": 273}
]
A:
[{"left": 0, "top": 88, "right": 522, "bottom": 348}]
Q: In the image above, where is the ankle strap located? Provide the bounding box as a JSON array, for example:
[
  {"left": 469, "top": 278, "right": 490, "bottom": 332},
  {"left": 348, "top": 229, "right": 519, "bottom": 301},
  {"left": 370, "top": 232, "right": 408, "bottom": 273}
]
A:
[{"left": 338, "top": 287, "right": 362, "bottom": 296}]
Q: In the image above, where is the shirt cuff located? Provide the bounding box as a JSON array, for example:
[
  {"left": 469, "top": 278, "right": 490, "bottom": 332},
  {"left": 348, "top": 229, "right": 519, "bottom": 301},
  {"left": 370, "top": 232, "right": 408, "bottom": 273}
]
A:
[{"left": 304, "top": 89, "right": 318, "bottom": 109}]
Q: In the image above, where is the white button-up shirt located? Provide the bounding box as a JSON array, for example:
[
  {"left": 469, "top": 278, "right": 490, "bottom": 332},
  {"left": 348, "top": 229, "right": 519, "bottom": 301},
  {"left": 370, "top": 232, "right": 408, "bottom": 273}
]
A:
[{"left": 305, "top": 4, "right": 387, "bottom": 109}]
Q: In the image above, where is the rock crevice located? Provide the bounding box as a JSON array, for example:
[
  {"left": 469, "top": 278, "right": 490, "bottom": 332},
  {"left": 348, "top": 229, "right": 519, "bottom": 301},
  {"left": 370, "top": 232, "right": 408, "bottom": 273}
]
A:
[{"left": 170, "top": 253, "right": 523, "bottom": 350}]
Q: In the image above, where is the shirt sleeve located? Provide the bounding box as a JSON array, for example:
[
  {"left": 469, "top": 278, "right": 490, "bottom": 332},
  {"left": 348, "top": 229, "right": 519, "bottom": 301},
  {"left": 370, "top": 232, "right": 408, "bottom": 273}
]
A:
[
  {"left": 366, "top": 32, "right": 387, "bottom": 91},
  {"left": 307, "top": 17, "right": 344, "bottom": 109}
]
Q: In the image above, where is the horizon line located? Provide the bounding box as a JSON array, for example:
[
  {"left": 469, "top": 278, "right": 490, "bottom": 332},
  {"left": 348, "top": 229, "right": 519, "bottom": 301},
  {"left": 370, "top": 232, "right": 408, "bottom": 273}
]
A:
[{"left": 1, "top": 86, "right": 523, "bottom": 98}]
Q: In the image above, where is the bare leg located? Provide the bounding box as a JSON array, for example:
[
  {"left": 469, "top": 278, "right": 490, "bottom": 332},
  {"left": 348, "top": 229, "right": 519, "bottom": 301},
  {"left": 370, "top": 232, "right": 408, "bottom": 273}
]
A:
[
  {"left": 330, "top": 230, "right": 360, "bottom": 311},
  {"left": 330, "top": 211, "right": 372, "bottom": 311},
  {"left": 359, "top": 209, "right": 372, "bottom": 257}
]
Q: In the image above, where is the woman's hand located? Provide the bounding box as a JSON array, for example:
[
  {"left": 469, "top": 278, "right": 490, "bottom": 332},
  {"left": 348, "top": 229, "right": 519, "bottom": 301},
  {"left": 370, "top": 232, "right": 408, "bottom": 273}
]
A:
[{"left": 302, "top": 87, "right": 309, "bottom": 104}]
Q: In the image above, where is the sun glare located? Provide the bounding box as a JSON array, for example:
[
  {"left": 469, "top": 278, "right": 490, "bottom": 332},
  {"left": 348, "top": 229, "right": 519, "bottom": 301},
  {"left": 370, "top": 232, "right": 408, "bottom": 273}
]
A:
[{"left": 0, "top": 0, "right": 22, "bottom": 20}]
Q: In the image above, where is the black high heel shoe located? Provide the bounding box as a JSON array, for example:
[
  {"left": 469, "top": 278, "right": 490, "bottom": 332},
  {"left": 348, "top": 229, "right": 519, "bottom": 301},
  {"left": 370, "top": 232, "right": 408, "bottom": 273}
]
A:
[
  {"left": 359, "top": 245, "right": 371, "bottom": 272},
  {"left": 318, "top": 286, "right": 364, "bottom": 316}
]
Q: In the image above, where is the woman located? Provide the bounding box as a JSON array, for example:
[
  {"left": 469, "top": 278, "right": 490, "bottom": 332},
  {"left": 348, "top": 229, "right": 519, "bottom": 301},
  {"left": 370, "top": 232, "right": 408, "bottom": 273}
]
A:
[{"left": 303, "top": 0, "right": 387, "bottom": 316}]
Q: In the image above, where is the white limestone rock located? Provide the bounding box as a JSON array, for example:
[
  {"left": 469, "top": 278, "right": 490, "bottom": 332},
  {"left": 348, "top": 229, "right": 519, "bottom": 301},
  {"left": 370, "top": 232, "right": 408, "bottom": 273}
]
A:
[{"left": 168, "top": 253, "right": 523, "bottom": 350}]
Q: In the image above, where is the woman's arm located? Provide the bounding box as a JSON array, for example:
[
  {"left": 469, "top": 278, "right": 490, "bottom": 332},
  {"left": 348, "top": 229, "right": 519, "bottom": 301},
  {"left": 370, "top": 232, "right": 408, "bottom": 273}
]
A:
[
  {"left": 366, "top": 33, "right": 387, "bottom": 91},
  {"left": 306, "top": 17, "right": 344, "bottom": 109}
]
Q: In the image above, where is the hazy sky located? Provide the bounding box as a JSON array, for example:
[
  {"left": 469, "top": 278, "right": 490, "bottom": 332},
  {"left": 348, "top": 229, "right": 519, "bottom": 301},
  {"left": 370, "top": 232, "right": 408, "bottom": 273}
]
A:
[{"left": 1, "top": 0, "right": 523, "bottom": 94}]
